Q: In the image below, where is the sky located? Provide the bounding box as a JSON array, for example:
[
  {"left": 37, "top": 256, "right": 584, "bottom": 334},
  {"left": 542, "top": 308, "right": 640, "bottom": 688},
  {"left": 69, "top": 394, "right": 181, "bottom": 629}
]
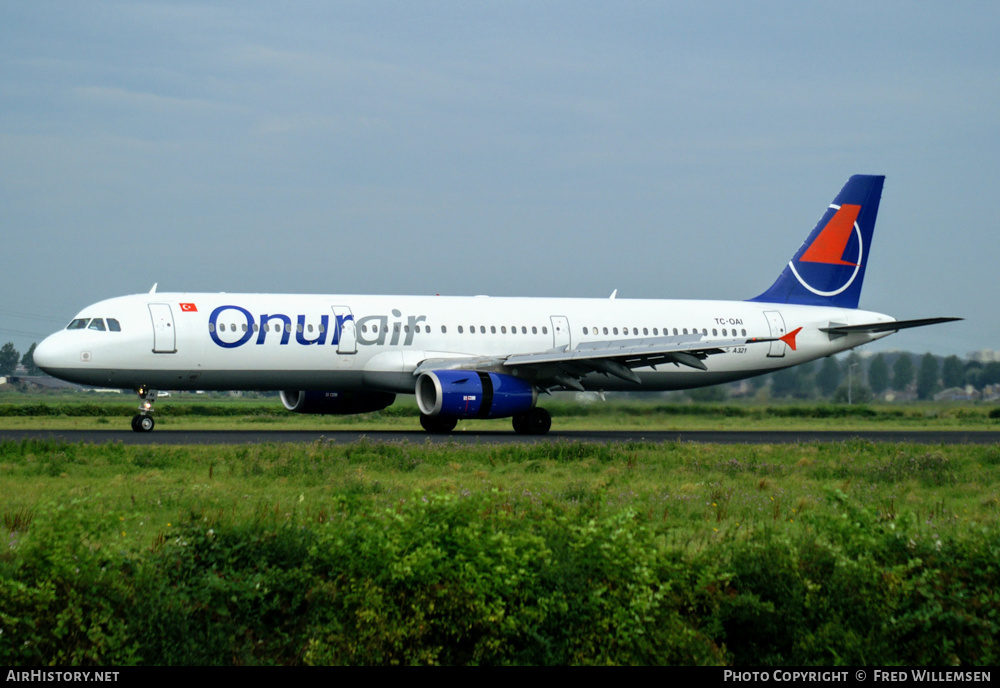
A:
[{"left": 2, "top": 1, "right": 998, "bottom": 358}]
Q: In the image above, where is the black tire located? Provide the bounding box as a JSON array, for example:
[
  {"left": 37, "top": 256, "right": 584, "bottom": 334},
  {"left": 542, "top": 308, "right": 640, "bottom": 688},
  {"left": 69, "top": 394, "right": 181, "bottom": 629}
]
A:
[
  {"left": 512, "top": 414, "right": 528, "bottom": 434},
  {"left": 131, "top": 415, "right": 142, "bottom": 432},
  {"left": 420, "top": 414, "right": 457, "bottom": 434},
  {"left": 523, "top": 408, "right": 551, "bottom": 435}
]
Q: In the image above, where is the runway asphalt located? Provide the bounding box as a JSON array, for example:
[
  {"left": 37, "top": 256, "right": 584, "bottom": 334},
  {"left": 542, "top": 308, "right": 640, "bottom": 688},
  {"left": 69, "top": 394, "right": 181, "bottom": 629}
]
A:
[{"left": 2, "top": 429, "right": 997, "bottom": 445}]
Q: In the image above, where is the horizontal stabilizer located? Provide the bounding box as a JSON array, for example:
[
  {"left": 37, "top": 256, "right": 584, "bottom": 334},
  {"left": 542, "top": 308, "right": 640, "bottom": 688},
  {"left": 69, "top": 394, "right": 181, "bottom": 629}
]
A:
[{"left": 820, "top": 317, "right": 962, "bottom": 336}]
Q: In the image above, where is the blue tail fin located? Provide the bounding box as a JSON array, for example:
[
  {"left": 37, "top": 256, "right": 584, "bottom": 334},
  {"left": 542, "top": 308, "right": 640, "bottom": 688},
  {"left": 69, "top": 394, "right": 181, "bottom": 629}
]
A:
[{"left": 749, "top": 174, "right": 885, "bottom": 309}]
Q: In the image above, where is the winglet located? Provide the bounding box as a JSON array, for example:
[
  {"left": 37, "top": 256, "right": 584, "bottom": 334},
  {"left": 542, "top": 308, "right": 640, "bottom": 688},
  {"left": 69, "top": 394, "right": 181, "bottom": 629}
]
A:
[{"left": 779, "top": 327, "right": 803, "bottom": 351}]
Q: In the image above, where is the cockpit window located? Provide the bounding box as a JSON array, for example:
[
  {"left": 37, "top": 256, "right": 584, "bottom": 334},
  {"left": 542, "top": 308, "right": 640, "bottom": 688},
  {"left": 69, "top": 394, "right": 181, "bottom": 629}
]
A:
[{"left": 67, "top": 317, "right": 122, "bottom": 332}]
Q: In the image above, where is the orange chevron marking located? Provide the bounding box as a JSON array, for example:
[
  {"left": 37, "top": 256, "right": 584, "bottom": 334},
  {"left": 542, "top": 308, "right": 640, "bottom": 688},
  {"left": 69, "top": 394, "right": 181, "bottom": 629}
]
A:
[{"left": 780, "top": 327, "right": 803, "bottom": 351}]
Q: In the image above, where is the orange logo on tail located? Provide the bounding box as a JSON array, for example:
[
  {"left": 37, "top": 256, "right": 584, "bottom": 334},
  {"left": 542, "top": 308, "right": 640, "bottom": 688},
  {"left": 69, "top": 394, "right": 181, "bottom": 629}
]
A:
[{"left": 800, "top": 204, "right": 861, "bottom": 266}]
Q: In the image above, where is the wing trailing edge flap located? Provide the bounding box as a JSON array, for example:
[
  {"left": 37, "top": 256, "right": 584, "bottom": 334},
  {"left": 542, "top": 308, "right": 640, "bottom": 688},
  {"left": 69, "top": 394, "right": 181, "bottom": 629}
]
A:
[{"left": 414, "top": 335, "right": 774, "bottom": 391}]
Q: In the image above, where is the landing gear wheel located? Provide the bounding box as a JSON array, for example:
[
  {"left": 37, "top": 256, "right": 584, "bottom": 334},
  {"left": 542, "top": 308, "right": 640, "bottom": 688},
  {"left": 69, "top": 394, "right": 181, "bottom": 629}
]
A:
[
  {"left": 420, "top": 414, "right": 457, "bottom": 434},
  {"left": 513, "top": 408, "right": 551, "bottom": 435},
  {"left": 512, "top": 414, "right": 527, "bottom": 434},
  {"left": 132, "top": 386, "right": 158, "bottom": 432},
  {"left": 131, "top": 414, "right": 155, "bottom": 432}
]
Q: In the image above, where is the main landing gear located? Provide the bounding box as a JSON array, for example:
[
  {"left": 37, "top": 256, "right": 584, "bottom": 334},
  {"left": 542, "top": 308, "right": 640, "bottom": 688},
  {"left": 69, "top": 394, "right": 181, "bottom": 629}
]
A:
[
  {"left": 131, "top": 385, "right": 157, "bottom": 432},
  {"left": 420, "top": 414, "right": 458, "bottom": 434},
  {"left": 418, "top": 407, "right": 552, "bottom": 435},
  {"left": 512, "top": 408, "right": 551, "bottom": 435}
]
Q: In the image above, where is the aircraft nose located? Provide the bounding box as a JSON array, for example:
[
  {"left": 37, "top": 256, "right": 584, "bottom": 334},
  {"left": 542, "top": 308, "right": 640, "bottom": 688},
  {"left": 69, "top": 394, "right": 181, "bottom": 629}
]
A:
[{"left": 32, "top": 334, "right": 64, "bottom": 374}]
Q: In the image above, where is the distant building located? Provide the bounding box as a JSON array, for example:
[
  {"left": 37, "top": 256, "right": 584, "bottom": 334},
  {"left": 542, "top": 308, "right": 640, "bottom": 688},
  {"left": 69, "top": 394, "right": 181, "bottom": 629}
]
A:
[
  {"left": 968, "top": 349, "right": 1000, "bottom": 363},
  {"left": 934, "top": 386, "right": 980, "bottom": 402}
]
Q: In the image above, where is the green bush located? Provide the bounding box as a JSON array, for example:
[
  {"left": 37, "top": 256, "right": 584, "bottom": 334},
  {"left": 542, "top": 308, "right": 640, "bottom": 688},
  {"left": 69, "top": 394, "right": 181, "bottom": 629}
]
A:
[
  {"left": 3, "top": 477, "right": 999, "bottom": 665},
  {"left": 0, "top": 504, "right": 139, "bottom": 665}
]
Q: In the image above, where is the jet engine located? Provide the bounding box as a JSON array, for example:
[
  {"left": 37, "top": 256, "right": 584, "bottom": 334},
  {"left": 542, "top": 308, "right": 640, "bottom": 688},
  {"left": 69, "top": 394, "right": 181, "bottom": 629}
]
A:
[
  {"left": 279, "top": 390, "right": 396, "bottom": 415},
  {"left": 416, "top": 370, "right": 537, "bottom": 419}
]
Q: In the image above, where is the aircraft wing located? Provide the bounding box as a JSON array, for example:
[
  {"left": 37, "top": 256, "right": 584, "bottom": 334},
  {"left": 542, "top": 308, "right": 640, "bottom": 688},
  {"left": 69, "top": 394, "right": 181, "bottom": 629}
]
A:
[{"left": 414, "top": 334, "right": 773, "bottom": 392}]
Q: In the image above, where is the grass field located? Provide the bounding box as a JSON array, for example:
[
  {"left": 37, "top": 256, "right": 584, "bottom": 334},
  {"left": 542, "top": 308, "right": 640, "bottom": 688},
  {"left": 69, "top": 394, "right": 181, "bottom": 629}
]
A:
[
  {"left": 2, "top": 431, "right": 999, "bottom": 665},
  {"left": 2, "top": 390, "right": 999, "bottom": 431},
  {"left": 2, "top": 388, "right": 999, "bottom": 665}
]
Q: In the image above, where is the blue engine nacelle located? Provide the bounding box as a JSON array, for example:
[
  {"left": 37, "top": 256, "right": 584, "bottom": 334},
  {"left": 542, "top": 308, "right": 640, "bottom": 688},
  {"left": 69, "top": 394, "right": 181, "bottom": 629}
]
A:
[
  {"left": 415, "top": 370, "right": 537, "bottom": 419},
  {"left": 280, "top": 390, "right": 396, "bottom": 415}
]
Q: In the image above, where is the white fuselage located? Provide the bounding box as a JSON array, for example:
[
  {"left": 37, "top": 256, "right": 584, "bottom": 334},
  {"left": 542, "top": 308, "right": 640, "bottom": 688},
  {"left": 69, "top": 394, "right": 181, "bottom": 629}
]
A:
[{"left": 34, "top": 292, "right": 894, "bottom": 394}]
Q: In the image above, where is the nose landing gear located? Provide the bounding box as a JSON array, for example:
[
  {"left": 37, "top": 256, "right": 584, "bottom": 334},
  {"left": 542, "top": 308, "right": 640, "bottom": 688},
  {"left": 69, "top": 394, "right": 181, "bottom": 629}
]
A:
[{"left": 131, "top": 386, "right": 158, "bottom": 432}]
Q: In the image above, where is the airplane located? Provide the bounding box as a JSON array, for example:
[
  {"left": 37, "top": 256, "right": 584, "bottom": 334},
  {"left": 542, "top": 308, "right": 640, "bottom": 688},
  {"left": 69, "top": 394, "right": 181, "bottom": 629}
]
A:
[{"left": 33, "top": 174, "right": 959, "bottom": 434}]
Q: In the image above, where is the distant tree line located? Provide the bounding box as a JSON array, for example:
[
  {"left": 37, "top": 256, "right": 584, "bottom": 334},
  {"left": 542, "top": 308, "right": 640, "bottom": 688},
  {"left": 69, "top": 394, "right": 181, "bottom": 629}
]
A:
[
  {"left": 749, "top": 351, "right": 1000, "bottom": 402},
  {"left": 0, "top": 342, "right": 40, "bottom": 377}
]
